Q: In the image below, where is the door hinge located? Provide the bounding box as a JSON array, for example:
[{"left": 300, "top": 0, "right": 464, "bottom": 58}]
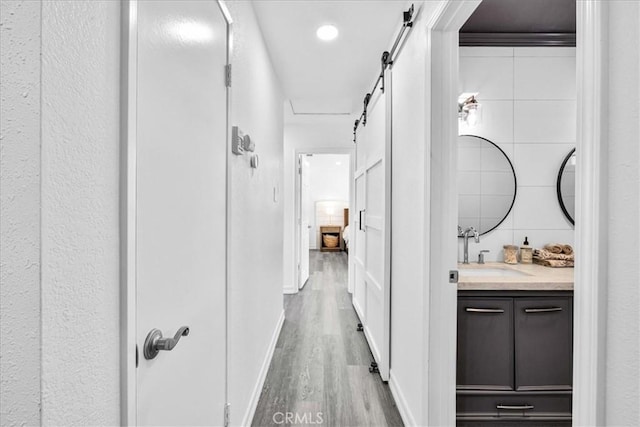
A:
[
  {"left": 449, "top": 270, "right": 459, "bottom": 284},
  {"left": 224, "top": 403, "right": 230, "bottom": 427},
  {"left": 225, "top": 64, "right": 232, "bottom": 87}
]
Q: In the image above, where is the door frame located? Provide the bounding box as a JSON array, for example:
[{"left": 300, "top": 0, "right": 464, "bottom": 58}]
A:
[
  {"left": 292, "top": 148, "right": 355, "bottom": 294},
  {"left": 119, "top": 1, "right": 233, "bottom": 424},
  {"left": 295, "top": 153, "right": 310, "bottom": 290},
  {"left": 425, "top": 0, "right": 607, "bottom": 425}
]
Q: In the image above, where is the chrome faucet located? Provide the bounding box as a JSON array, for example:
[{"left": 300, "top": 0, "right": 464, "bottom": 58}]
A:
[{"left": 461, "top": 226, "right": 480, "bottom": 264}]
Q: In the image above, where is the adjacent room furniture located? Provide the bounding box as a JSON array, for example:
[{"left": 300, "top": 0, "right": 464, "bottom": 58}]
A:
[
  {"left": 320, "top": 225, "right": 342, "bottom": 252},
  {"left": 343, "top": 208, "right": 350, "bottom": 253}
]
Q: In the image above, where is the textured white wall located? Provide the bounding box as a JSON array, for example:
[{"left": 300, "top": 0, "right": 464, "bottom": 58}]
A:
[
  {"left": 40, "top": 1, "right": 121, "bottom": 425},
  {"left": 224, "top": 2, "right": 286, "bottom": 425},
  {"left": 458, "top": 46, "right": 576, "bottom": 263},
  {"left": 0, "top": 1, "right": 42, "bottom": 425},
  {"left": 605, "top": 2, "right": 640, "bottom": 425},
  {"left": 283, "top": 118, "right": 354, "bottom": 293}
]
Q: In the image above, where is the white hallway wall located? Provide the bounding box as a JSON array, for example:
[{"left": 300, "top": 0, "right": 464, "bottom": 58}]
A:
[
  {"left": 282, "top": 116, "right": 354, "bottom": 293},
  {"left": 0, "top": 1, "right": 285, "bottom": 425},
  {"left": 457, "top": 46, "right": 576, "bottom": 262},
  {"left": 0, "top": 1, "right": 42, "bottom": 425},
  {"left": 605, "top": 2, "right": 640, "bottom": 425},
  {"left": 224, "top": 1, "right": 285, "bottom": 425},
  {"left": 40, "top": 1, "right": 122, "bottom": 424}
]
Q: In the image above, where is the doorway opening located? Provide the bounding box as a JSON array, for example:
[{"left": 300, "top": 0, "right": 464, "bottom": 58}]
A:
[
  {"left": 455, "top": 4, "right": 577, "bottom": 425},
  {"left": 426, "top": 1, "right": 605, "bottom": 425},
  {"left": 295, "top": 152, "right": 353, "bottom": 292}
]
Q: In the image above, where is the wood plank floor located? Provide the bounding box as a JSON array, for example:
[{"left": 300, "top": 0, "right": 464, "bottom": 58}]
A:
[{"left": 252, "top": 251, "right": 404, "bottom": 427}]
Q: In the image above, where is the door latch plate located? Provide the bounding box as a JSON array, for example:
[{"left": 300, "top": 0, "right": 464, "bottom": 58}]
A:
[{"left": 449, "top": 270, "right": 459, "bottom": 284}]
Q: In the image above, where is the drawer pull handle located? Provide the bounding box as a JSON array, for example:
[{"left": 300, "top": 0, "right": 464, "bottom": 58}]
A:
[
  {"left": 524, "top": 307, "right": 563, "bottom": 313},
  {"left": 465, "top": 308, "right": 504, "bottom": 313},
  {"left": 497, "top": 404, "right": 534, "bottom": 410}
]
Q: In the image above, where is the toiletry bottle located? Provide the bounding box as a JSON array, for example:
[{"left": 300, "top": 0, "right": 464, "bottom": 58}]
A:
[
  {"left": 503, "top": 245, "right": 518, "bottom": 264},
  {"left": 520, "top": 236, "right": 533, "bottom": 264}
]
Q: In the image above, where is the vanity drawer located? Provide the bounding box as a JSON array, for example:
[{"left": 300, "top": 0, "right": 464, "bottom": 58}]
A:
[
  {"left": 457, "top": 392, "right": 572, "bottom": 421},
  {"left": 458, "top": 420, "right": 571, "bottom": 427}
]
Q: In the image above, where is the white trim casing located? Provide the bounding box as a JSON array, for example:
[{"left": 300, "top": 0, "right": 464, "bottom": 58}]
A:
[
  {"left": 221, "top": 0, "right": 234, "bottom": 417},
  {"left": 573, "top": 2, "right": 608, "bottom": 426},
  {"left": 119, "top": 1, "right": 138, "bottom": 424},
  {"left": 389, "top": 371, "right": 417, "bottom": 427},
  {"left": 422, "top": 1, "right": 482, "bottom": 426},
  {"left": 291, "top": 147, "right": 355, "bottom": 295},
  {"left": 242, "top": 310, "right": 285, "bottom": 427}
]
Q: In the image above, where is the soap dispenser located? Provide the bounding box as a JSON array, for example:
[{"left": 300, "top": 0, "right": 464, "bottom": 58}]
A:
[{"left": 520, "top": 236, "right": 533, "bottom": 264}]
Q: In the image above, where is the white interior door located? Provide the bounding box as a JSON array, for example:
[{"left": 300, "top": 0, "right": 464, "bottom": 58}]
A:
[
  {"left": 352, "top": 90, "right": 391, "bottom": 381},
  {"left": 135, "top": 1, "right": 229, "bottom": 425},
  {"left": 298, "top": 155, "right": 311, "bottom": 289}
]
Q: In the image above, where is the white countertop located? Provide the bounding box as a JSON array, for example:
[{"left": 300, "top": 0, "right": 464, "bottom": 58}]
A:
[{"left": 457, "top": 262, "right": 574, "bottom": 291}]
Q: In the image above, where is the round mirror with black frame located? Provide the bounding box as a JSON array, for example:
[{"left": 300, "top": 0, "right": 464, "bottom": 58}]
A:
[
  {"left": 557, "top": 148, "right": 576, "bottom": 226},
  {"left": 457, "top": 135, "right": 517, "bottom": 236}
]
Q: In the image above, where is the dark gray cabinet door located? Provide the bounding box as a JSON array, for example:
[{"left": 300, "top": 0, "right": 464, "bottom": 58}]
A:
[
  {"left": 514, "top": 297, "right": 573, "bottom": 390},
  {"left": 457, "top": 298, "right": 514, "bottom": 390}
]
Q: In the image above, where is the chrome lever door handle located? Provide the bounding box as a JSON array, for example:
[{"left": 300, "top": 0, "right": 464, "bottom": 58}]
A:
[{"left": 144, "top": 326, "right": 190, "bottom": 360}]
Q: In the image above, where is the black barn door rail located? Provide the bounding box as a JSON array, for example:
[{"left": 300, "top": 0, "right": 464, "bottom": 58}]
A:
[{"left": 353, "top": 4, "right": 415, "bottom": 143}]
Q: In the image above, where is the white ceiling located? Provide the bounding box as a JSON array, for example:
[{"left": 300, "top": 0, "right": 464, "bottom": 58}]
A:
[{"left": 252, "top": 0, "right": 409, "bottom": 115}]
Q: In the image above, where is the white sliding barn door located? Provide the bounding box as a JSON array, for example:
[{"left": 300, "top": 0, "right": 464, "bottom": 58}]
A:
[
  {"left": 352, "top": 89, "right": 391, "bottom": 381},
  {"left": 133, "top": 1, "right": 230, "bottom": 425}
]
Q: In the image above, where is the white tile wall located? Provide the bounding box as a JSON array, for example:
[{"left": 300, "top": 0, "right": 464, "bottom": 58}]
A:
[
  {"left": 459, "top": 56, "right": 514, "bottom": 99},
  {"left": 515, "top": 56, "right": 576, "bottom": 100},
  {"left": 512, "top": 187, "right": 572, "bottom": 230},
  {"left": 513, "top": 47, "right": 576, "bottom": 57},
  {"left": 459, "top": 100, "right": 514, "bottom": 143},
  {"left": 514, "top": 101, "right": 577, "bottom": 143},
  {"left": 458, "top": 47, "right": 576, "bottom": 263},
  {"left": 514, "top": 143, "right": 575, "bottom": 187}
]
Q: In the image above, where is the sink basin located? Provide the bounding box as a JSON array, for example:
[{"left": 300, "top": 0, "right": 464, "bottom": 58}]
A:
[{"left": 459, "top": 268, "right": 529, "bottom": 277}]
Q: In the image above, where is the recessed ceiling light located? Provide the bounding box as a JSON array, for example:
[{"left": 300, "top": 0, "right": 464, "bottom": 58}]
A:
[{"left": 316, "top": 24, "right": 339, "bottom": 41}]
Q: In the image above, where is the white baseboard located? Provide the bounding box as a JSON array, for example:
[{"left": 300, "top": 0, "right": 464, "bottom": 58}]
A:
[
  {"left": 283, "top": 287, "right": 297, "bottom": 294},
  {"left": 241, "top": 309, "right": 285, "bottom": 427},
  {"left": 389, "top": 371, "right": 417, "bottom": 427}
]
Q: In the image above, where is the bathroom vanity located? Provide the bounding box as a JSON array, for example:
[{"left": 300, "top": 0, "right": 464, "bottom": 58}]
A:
[{"left": 457, "top": 263, "right": 574, "bottom": 426}]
